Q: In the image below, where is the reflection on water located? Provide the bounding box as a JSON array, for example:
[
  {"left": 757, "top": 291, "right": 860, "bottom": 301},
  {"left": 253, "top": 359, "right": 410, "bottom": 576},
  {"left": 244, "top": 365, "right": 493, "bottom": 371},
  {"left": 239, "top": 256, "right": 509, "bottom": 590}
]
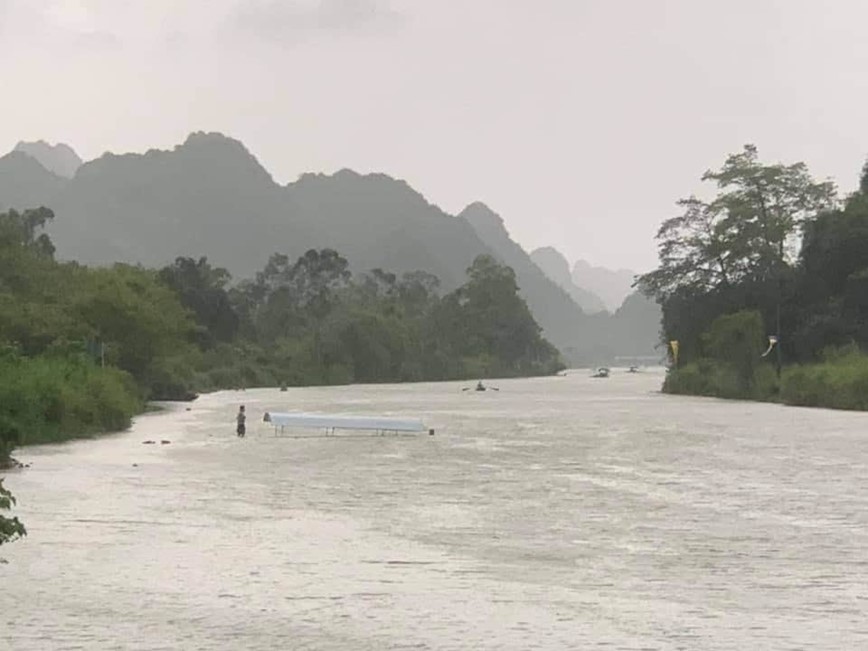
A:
[{"left": 4, "top": 369, "right": 868, "bottom": 649}]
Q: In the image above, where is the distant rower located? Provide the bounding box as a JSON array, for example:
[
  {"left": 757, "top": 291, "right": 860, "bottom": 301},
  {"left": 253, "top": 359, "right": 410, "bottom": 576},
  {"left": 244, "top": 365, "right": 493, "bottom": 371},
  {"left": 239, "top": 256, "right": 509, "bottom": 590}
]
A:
[{"left": 462, "top": 381, "right": 499, "bottom": 392}]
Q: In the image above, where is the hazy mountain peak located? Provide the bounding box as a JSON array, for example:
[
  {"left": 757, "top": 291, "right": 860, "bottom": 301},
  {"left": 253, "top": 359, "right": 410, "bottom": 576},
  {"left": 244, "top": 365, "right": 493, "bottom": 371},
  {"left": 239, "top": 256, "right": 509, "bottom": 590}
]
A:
[
  {"left": 460, "top": 201, "right": 502, "bottom": 223},
  {"left": 177, "top": 132, "right": 269, "bottom": 171},
  {"left": 531, "top": 246, "right": 570, "bottom": 275},
  {"left": 0, "top": 150, "right": 67, "bottom": 212},
  {"left": 571, "top": 259, "right": 637, "bottom": 311},
  {"left": 180, "top": 130, "right": 245, "bottom": 150},
  {"left": 331, "top": 168, "right": 412, "bottom": 189},
  {"left": 72, "top": 131, "right": 277, "bottom": 190},
  {"left": 291, "top": 168, "right": 429, "bottom": 210},
  {"left": 572, "top": 259, "right": 635, "bottom": 277},
  {"left": 333, "top": 167, "right": 363, "bottom": 179},
  {"left": 459, "top": 203, "right": 507, "bottom": 244},
  {"left": 296, "top": 168, "right": 368, "bottom": 183},
  {"left": 1, "top": 150, "right": 56, "bottom": 175},
  {"left": 530, "top": 247, "right": 606, "bottom": 314},
  {"left": 14, "top": 140, "right": 82, "bottom": 178}
]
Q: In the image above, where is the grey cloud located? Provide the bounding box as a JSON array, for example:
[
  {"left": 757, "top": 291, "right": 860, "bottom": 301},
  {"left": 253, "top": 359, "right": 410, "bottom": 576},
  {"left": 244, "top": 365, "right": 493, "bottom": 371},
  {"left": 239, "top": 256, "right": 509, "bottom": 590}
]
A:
[
  {"left": 232, "top": 0, "right": 402, "bottom": 41},
  {"left": 0, "top": 0, "right": 120, "bottom": 50}
]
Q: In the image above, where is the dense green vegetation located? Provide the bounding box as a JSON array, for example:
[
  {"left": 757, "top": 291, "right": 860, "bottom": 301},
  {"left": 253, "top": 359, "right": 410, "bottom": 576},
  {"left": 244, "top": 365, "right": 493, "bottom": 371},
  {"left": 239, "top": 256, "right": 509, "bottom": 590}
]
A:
[
  {"left": 642, "top": 147, "right": 868, "bottom": 409},
  {"left": 0, "top": 206, "right": 563, "bottom": 467},
  {"left": 0, "top": 132, "right": 660, "bottom": 366},
  {"left": 181, "top": 250, "right": 564, "bottom": 390}
]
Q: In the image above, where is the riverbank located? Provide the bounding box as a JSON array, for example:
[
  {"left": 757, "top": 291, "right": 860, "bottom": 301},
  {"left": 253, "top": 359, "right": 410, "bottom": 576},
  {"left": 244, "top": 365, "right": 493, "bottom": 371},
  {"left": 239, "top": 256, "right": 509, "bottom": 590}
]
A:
[
  {"left": 664, "top": 349, "right": 868, "bottom": 411},
  {"left": 2, "top": 363, "right": 567, "bottom": 462},
  {"left": 0, "top": 354, "right": 143, "bottom": 466}
]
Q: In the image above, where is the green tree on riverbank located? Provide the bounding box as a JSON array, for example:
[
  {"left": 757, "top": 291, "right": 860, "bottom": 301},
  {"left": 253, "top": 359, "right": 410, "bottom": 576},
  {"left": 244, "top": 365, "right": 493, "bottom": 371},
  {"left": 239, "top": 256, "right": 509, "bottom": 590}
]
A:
[
  {"left": 193, "top": 250, "right": 564, "bottom": 387},
  {"left": 640, "top": 145, "right": 837, "bottom": 367},
  {"left": 641, "top": 149, "right": 868, "bottom": 410},
  {"left": 0, "top": 208, "right": 180, "bottom": 455}
]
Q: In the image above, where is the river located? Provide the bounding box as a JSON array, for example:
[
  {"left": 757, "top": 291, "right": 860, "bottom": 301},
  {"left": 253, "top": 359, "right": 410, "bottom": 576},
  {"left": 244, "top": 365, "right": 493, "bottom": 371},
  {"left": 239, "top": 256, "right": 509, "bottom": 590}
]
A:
[{"left": 2, "top": 369, "right": 867, "bottom": 649}]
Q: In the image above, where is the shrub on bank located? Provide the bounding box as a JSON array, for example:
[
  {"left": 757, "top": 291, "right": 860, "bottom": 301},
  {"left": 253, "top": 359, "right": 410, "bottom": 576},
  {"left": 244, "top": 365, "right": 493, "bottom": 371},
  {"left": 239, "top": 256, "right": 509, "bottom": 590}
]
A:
[
  {"left": 664, "top": 310, "right": 776, "bottom": 402},
  {"left": 666, "top": 345, "right": 868, "bottom": 411},
  {"left": 664, "top": 358, "right": 778, "bottom": 401},
  {"left": 0, "top": 354, "right": 141, "bottom": 459},
  {"left": 781, "top": 348, "right": 868, "bottom": 410}
]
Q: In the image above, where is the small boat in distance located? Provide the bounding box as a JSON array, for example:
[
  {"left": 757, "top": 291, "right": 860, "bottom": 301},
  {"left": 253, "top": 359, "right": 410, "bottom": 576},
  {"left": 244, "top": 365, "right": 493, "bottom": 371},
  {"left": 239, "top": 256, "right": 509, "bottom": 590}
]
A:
[
  {"left": 462, "top": 380, "right": 499, "bottom": 392},
  {"left": 591, "top": 367, "right": 610, "bottom": 378}
]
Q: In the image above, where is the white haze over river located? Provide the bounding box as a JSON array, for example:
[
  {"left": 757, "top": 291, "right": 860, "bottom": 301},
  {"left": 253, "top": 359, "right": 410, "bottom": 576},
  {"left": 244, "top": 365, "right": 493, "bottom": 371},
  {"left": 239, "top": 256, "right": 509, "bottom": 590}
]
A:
[{"left": 3, "top": 369, "right": 868, "bottom": 649}]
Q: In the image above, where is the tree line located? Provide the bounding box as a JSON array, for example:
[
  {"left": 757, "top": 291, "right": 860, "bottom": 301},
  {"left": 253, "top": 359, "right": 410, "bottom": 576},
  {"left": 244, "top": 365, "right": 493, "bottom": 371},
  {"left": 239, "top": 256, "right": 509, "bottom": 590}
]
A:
[
  {"left": 0, "top": 207, "right": 563, "bottom": 465},
  {"left": 167, "top": 246, "right": 563, "bottom": 390},
  {"left": 640, "top": 146, "right": 868, "bottom": 408}
]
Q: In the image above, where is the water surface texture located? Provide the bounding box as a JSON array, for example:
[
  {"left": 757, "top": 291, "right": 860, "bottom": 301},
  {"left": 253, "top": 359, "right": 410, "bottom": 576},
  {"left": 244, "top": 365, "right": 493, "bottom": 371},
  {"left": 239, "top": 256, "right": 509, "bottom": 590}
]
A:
[{"left": 3, "top": 369, "right": 868, "bottom": 649}]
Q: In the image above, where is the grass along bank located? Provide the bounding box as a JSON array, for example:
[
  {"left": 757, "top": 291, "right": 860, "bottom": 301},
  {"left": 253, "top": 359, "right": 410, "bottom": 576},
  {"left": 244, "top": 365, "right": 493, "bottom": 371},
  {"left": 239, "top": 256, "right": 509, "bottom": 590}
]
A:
[
  {"left": 0, "top": 352, "right": 141, "bottom": 467},
  {"left": 665, "top": 345, "right": 868, "bottom": 411}
]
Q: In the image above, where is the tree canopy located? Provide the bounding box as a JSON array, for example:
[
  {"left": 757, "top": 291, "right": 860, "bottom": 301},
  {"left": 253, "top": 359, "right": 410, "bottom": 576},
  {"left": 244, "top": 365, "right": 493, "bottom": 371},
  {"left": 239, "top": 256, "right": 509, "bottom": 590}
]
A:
[{"left": 640, "top": 145, "right": 837, "bottom": 300}]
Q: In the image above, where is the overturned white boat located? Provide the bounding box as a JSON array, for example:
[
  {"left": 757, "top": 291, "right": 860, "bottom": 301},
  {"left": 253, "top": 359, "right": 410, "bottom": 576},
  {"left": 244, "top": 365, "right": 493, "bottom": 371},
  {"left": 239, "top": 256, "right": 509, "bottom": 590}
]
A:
[{"left": 263, "top": 411, "right": 432, "bottom": 435}]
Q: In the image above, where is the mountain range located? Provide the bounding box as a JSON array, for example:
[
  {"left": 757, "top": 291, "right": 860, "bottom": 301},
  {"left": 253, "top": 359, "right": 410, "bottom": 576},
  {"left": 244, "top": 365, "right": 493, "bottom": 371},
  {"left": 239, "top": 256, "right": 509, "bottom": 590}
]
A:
[{"left": 0, "top": 132, "right": 661, "bottom": 365}]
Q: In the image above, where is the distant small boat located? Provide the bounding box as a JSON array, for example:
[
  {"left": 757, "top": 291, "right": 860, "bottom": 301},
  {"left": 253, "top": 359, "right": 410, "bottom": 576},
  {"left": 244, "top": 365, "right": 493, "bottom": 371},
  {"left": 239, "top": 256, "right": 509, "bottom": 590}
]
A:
[
  {"left": 591, "top": 367, "right": 610, "bottom": 378},
  {"left": 462, "top": 381, "right": 499, "bottom": 392},
  {"left": 627, "top": 365, "right": 640, "bottom": 373}
]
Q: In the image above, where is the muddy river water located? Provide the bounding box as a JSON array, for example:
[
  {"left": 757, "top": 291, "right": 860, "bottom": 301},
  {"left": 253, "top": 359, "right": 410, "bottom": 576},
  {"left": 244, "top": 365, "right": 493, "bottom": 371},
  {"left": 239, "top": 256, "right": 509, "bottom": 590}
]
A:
[{"left": 3, "top": 369, "right": 867, "bottom": 649}]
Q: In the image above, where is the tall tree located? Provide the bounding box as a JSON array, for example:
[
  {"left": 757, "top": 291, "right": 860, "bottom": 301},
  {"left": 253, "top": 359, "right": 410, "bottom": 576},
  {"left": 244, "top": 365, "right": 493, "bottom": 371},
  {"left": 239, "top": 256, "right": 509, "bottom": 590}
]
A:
[
  {"left": 0, "top": 206, "right": 55, "bottom": 257},
  {"left": 75, "top": 265, "right": 199, "bottom": 397},
  {"left": 158, "top": 256, "right": 239, "bottom": 345},
  {"left": 447, "top": 255, "right": 562, "bottom": 374},
  {"left": 640, "top": 145, "right": 837, "bottom": 300},
  {"left": 790, "top": 160, "right": 868, "bottom": 359},
  {"left": 640, "top": 146, "right": 837, "bottom": 370},
  {"left": 290, "top": 248, "right": 351, "bottom": 320}
]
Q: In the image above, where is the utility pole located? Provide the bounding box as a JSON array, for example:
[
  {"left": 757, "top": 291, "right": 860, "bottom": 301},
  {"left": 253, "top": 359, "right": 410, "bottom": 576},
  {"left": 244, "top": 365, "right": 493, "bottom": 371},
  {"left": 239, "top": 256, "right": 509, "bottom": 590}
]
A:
[
  {"left": 775, "top": 298, "right": 782, "bottom": 379},
  {"left": 775, "top": 241, "right": 784, "bottom": 380}
]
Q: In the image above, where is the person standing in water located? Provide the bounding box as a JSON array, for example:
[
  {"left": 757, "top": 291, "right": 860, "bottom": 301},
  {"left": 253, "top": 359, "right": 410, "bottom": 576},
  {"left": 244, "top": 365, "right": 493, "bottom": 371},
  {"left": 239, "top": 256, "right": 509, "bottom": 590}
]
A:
[{"left": 236, "top": 405, "right": 246, "bottom": 438}]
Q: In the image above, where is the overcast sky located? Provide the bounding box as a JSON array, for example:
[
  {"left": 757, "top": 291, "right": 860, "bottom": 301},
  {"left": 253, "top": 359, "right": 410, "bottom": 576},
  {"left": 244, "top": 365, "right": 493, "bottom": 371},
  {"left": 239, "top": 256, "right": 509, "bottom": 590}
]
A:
[{"left": 2, "top": 0, "right": 867, "bottom": 271}]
